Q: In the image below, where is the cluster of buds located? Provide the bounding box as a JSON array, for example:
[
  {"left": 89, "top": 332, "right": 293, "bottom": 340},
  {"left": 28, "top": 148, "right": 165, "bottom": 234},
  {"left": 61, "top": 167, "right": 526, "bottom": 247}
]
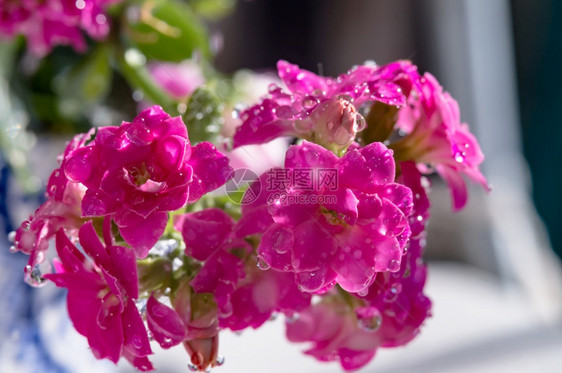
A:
[{"left": 11, "top": 59, "right": 488, "bottom": 372}]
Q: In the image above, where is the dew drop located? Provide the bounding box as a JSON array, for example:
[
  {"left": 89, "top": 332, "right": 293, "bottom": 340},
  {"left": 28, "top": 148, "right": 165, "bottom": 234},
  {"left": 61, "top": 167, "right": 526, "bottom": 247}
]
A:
[
  {"left": 256, "top": 256, "right": 270, "bottom": 270},
  {"left": 388, "top": 259, "right": 400, "bottom": 272},
  {"left": 24, "top": 265, "right": 46, "bottom": 287},
  {"left": 132, "top": 335, "right": 144, "bottom": 349},
  {"left": 187, "top": 363, "right": 198, "bottom": 372},
  {"left": 216, "top": 355, "right": 225, "bottom": 366},
  {"left": 276, "top": 105, "right": 297, "bottom": 119},
  {"left": 22, "top": 221, "right": 31, "bottom": 231},
  {"left": 355, "top": 114, "right": 367, "bottom": 132},
  {"left": 302, "top": 96, "right": 319, "bottom": 110},
  {"left": 7, "top": 231, "right": 16, "bottom": 243},
  {"left": 357, "top": 312, "right": 382, "bottom": 332},
  {"left": 9, "top": 245, "right": 17, "bottom": 253},
  {"left": 336, "top": 93, "right": 353, "bottom": 103},
  {"left": 96, "top": 14, "right": 106, "bottom": 25}
]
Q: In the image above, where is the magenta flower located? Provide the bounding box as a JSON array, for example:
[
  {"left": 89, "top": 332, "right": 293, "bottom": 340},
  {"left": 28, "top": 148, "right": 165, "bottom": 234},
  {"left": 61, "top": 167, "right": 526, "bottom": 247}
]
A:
[
  {"left": 174, "top": 208, "right": 249, "bottom": 316},
  {"left": 286, "top": 301, "right": 379, "bottom": 371},
  {"left": 393, "top": 71, "right": 490, "bottom": 210},
  {"left": 62, "top": 106, "right": 232, "bottom": 256},
  {"left": 44, "top": 220, "right": 153, "bottom": 371},
  {"left": 14, "top": 129, "right": 95, "bottom": 270},
  {"left": 241, "top": 140, "right": 412, "bottom": 294},
  {"left": 0, "top": 0, "right": 120, "bottom": 56},
  {"left": 286, "top": 162, "right": 431, "bottom": 371},
  {"left": 232, "top": 60, "right": 416, "bottom": 149},
  {"left": 220, "top": 265, "right": 311, "bottom": 331},
  {"left": 146, "top": 294, "right": 187, "bottom": 349}
]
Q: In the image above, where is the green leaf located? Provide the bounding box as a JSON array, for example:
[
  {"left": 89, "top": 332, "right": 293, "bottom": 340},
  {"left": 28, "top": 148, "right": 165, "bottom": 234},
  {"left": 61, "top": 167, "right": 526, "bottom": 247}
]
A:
[
  {"left": 124, "top": 0, "right": 211, "bottom": 62},
  {"left": 183, "top": 87, "right": 224, "bottom": 143},
  {"left": 54, "top": 44, "right": 112, "bottom": 119}
]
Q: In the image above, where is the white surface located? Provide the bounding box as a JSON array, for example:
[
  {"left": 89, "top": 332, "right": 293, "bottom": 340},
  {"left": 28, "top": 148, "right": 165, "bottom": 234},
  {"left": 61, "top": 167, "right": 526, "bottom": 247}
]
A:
[{"left": 119, "top": 262, "right": 562, "bottom": 373}]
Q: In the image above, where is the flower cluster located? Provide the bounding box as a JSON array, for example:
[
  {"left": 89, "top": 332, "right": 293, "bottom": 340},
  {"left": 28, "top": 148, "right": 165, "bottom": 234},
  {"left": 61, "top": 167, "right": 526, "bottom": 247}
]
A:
[
  {"left": 12, "top": 58, "right": 488, "bottom": 372},
  {"left": 0, "top": 0, "right": 120, "bottom": 56}
]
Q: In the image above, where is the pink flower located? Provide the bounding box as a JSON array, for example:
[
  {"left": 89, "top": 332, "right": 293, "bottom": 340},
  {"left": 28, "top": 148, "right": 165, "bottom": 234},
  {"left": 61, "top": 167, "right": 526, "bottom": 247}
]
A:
[
  {"left": 252, "top": 141, "right": 412, "bottom": 292},
  {"left": 0, "top": 0, "right": 120, "bottom": 57},
  {"left": 241, "top": 140, "right": 412, "bottom": 294},
  {"left": 174, "top": 208, "right": 250, "bottom": 316},
  {"left": 286, "top": 163, "right": 431, "bottom": 371},
  {"left": 146, "top": 294, "right": 187, "bottom": 349},
  {"left": 286, "top": 240, "right": 430, "bottom": 372},
  {"left": 148, "top": 60, "right": 205, "bottom": 101},
  {"left": 44, "top": 220, "right": 153, "bottom": 371},
  {"left": 393, "top": 72, "right": 490, "bottom": 210},
  {"left": 220, "top": 264, "right": 311, "bottom": 331},
  {"left": 232, "top": 60, "right": 413, "bottom": 149},
  {"left": 63, "top": 106, "right": 232, "bottom": 256},
  {"left": 14, "top": 130, "right": 95, "bottom": 269},
  {"left": 286, "top": 301, "right": 378, "bottom": 371}
]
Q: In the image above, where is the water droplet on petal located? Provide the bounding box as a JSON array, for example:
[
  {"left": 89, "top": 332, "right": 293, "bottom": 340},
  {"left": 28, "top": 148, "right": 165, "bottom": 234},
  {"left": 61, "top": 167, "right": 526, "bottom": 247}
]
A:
[
  {"left": 355, "top": 113, "right": 367, "bottom": 132},
  {"left": 187, "top": 363, "right": 198, "bottom": 372},
  {"left": 216, "top": 355, "right": 225, "bottom": 366},
  {"left": 388, "top": 259, "right": 400, "bottom": 272},
  {"left": 336, "top": 93, "right": 353, "bottom": 103},
  {"left": 7, "top": 231, "right": 16, "bottom": 243},
  {"left": 257, "top": 256, "right": 270, "bottom": 270},
  {"left": 356, "top": 307, "right": 382, "bottom": 332},
  {"left": 132, "top": 335, "right": 144, "bottom": 349},
  {"left": 24, "top": 265, "right": 46, "bottom": 287},
  {"left": 22, "top": 221, "right": 31, "bottom": 231},
  {"left": 302, "top": 96, "right": 319, "bottom": 110}
]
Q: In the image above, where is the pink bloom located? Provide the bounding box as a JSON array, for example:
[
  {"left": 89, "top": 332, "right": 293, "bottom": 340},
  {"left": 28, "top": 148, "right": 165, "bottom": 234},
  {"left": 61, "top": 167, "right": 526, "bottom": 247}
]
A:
[
  {"left": 148, "top": 60, "right": 205, "bottom": 101},
  {"left": 0, "top": 0, "right": 120, "bottom": 57},
  {"left": 220, "top": 264, "right": 311, "bottom": 331},
  {"left": 146, "top": 294, "right": 187, "bottom": 349},
  {"left": 174, "top": 208, "right": 249, "bottom": 316},
  {"left": 286, "top": 163, "right": 431, "bottom": 371},
  {"left": 394, "top": 72, "right": 489, "bottom": 210},
  {"left": 63, "top": 106, "right": 232, "bottom": 256},
  {"left": 14, "top": 130, "right": 95, "bottom": 269},
  {"left": 175, "top": 209, "right": 311, "bottom": 333},
  {"left": 247, "top": 140, "right": 412, "bottom": 294},
  {"left": 286, "top": 239, "right": 430, "bottom": 372},
  {"left": 286, "top": 301, "right": 378, "bottom": 371},
  {"left": 232, "top": 60, "right": 413, "bottom": 148},
  {"left": 44, "top": 220, "right": 153, "bottom": 371}
]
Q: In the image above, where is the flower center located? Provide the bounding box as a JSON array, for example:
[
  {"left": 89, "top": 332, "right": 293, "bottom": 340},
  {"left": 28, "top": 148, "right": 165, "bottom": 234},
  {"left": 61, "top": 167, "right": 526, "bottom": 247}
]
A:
[{"left": 128, "top": 163, "right": 151, "bottom": 186}]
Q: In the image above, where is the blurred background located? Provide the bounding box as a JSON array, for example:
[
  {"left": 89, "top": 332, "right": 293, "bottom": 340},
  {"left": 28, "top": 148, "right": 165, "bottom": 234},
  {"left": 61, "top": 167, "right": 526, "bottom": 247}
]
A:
[{"left": 1, "top": 0, "right": 561, "bottom": 372}]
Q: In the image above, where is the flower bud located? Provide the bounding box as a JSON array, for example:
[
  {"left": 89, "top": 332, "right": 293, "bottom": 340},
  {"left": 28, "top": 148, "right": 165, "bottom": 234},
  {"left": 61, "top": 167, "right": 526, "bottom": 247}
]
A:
[
  {"left": 310, "top": 97, "right": 363, "bottom": 153},
  {"left": 183, "top": 334, "right": 219, "bottom": 372}
]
